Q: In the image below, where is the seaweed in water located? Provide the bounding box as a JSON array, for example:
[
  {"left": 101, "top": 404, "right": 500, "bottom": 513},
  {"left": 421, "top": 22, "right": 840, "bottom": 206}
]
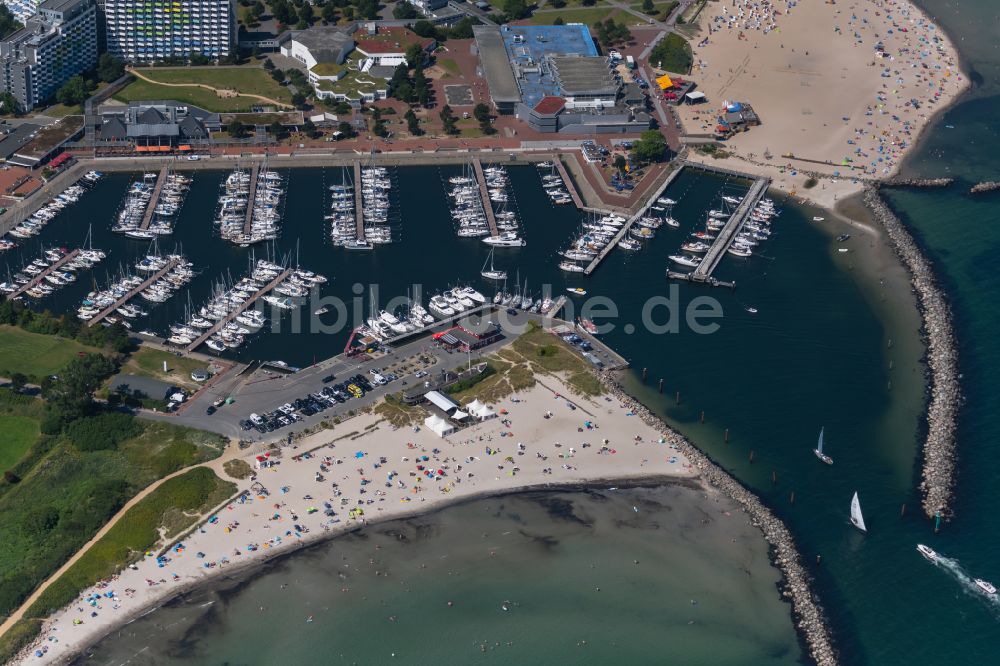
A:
[
  {"left": 517, "top": 529, "right": 560, "bottom": 550},
  {"left": 532, "top": 496, "right": 592, "bottom": 526}
]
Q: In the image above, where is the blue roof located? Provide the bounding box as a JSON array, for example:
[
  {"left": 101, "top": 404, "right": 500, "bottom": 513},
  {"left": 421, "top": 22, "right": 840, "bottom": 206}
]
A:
[{"left": 499, "top": 24, "right": 599, "bottom": 109}]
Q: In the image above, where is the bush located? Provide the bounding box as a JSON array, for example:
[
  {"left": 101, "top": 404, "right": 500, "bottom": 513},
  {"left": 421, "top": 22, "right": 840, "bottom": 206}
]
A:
[
  {"left": 649, "top": 33, "right": 693, "bottom": 73},
  {"left": 65, "top": 412, "right": 142, "bottom": 452}
]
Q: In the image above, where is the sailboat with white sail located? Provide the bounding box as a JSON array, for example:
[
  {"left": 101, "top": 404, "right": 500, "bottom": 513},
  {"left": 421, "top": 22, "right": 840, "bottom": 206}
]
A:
[
  {"left": 481, "top": 248, "right": 506, "bottom": 280},
  {"left": 813, "top": 427, "right": 833, "bottom": 465},
  {"left": 850, "top": 492, "right": 867, "bottom": 533}
]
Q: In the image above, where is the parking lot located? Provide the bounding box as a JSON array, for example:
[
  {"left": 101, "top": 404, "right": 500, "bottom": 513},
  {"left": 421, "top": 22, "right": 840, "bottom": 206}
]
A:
[{"left": 444, "top": 84, "right": 474, "bottom": 107}]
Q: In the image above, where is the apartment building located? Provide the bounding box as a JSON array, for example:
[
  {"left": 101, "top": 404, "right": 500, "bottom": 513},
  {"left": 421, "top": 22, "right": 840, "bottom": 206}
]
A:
[{"left": 103, "top": 0, "right": 234, "bottom": 62}]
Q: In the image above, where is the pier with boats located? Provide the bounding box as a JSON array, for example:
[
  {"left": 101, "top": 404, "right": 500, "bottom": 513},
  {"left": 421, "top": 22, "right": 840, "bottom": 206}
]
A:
[
  {"left": 217, "top": 162, "right": 284, "bottom": 246},
  {"left": 83, "top": 255, "right": 185, "bottom": 327},
  {"left": 472, "top": 158, "right": 500, "bottom": 238}
]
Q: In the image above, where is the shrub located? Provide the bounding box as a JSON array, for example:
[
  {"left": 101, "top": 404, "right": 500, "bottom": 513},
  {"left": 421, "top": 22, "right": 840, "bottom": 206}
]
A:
[{"left": 65, "top": 412, "right": 142, "bottom": 452}]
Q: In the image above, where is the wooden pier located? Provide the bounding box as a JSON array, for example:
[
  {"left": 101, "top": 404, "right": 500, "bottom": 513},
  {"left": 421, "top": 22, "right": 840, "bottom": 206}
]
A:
[
  {"left": 184, "top": 268, "right": 293, "bottom": 352},
  {"left": 353, "top": 160, "right": 364, "bottom": 241},
  {"left": 9, "top": 249, "right": 80, "bottom": 298},
  {"left": 138, "top": 165, "right": 169, "bottom": 231},
  {"left": 243, "top": 163, "right": 261, "bottom": 237},
  {"left": 471, "top": 158, "right": 499, "bottom": 237},
  {"left": 554, "top": 159, "right": 584, "bottom": 208},
  {"left": 687, "top": 176, "right": 770, "bottom": 282},
  {"left": 582, "top": 164, "right": 686, "bottom": 275},
  {"left": 87, "top": 257, "right": 182, "bottom": 327}
]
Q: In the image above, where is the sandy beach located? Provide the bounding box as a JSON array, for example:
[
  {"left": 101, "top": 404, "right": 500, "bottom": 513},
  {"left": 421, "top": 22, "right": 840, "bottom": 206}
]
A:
[
  {"left": 672, "top": 0, "right": 967, "bottom": 205},
  {"left": 19, "top": 376, "right": 697, "bottom": 664}
]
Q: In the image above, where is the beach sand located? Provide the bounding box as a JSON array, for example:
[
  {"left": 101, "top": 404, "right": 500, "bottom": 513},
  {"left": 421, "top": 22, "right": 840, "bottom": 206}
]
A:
[
  {"left": 671, "top": 0, "right": 967, "bottom": 205},
  {"left": 20, "top": 376, "right": 698, "bottom": 664}
]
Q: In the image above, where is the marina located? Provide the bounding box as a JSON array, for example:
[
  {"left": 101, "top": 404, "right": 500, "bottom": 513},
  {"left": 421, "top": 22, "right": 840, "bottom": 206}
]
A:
[
  {"left": 137, "top": 165, "right": 168, "bottom": 232},
  {"left": 84, "top": 255, "right": 183, "bottom": 327},
  {"left": 3, "top": 248, "right": 81, "bottom": 299},
  {"left": 471, "top": 158, "right": 500, "bottom": 238}
]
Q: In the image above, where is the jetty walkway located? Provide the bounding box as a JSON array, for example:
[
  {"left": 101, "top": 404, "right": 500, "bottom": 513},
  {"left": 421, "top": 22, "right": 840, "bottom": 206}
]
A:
[
  {"left": 138, "top": 165, "right": 169, "bottom": 231},
  {"left": 87, "top": 257, "right": 182, "bottom": 327},
  {"left": 471, "top": 158, "right": 499, "bottom": 237},
  {"left": 9, "top": 249, "right": 80, "bottom": 298},
  {"left": 242, "top": 163, "right": 261, "bottom": 237},
  {"left": 185, "top": 268, "right": 293, "bottom": 352},
  {"left": 353, "top": 160, "right": 364, "bottom": 241},
  {"left": 554, "top": 159, "right": 584, "bottom": 208}
]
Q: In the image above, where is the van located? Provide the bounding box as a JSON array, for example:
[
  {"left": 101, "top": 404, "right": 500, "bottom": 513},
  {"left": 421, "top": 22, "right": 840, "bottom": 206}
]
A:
[{"left": 371, "top": 373, "right": 387, "bottom": 386}]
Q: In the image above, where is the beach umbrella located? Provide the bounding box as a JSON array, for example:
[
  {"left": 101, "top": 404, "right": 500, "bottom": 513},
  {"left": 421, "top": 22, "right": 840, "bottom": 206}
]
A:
[{"left": 355, "top": 451, "right": 365, "bottom": 459}]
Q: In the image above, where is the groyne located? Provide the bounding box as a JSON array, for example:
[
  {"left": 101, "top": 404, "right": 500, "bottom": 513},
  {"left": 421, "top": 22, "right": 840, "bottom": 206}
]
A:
[
  {"left": 880, "top": 177, "right": 954, "bottom": 188},
  {"left": 970, "top": 181, "right": 1000, "bottom": 195},
  {"left": 863, "top": 186, "right": 960, "bottom": 520},
  {"left": 598, "top": 374, "right": 837, "bottom": 666}
]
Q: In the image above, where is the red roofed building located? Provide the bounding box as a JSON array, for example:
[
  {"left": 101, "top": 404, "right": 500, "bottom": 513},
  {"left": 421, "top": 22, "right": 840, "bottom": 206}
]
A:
[
  {"left": 354, "top": 26, "right": 436, "bottom": 68},
  {"left": 527, "top": 96, "right": 566, "bottom": 133}
]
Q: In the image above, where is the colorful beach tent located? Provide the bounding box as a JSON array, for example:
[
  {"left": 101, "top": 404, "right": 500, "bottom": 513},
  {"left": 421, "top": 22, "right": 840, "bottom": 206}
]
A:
[{"left": 656, "top": 74, "right": 674, "bottom": 90}]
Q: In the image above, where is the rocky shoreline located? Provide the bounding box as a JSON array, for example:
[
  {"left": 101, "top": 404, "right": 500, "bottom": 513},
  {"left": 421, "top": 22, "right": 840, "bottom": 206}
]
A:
[
  {"left": 863, "top": 186, "right": 960, "bottom": 520},
  {"left": 598, "top": 373, "right": 837, "bottom": 666},
  {"left": 970, "top": 181, "right": 1000, "bottom": 195}
]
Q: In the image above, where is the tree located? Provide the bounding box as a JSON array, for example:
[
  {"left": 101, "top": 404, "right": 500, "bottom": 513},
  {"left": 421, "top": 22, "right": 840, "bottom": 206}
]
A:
[
  {"left": 337, "top": 121, "right": 354, "bottom": 138},
  {"left": 642, "top": 0, "right": 654, "bottom": 12},
  {"left": 42, "top": 353, "right": 117, "bottom": 429},
  {"left": 439, "top": 104, "right": 457, "bottom": 134},
  {"left": 0, "top": 91, "right": 19, "bottom": 116},
  {"left": 412, "top": 20, "right": 438, "bottom": 39},
  {"left": 502, "top": 0, "right": 530, "bottom": 20},
  {"left": 0, "top": 5, "right": 20, "bottom": 39},
  {"left": 356, "top": 0, "right": 379, "bottom": 19},
  {"left": 298, "top": 2, "right": 314, "bottom": 26},
  {"left": 302, "top": 118, "right": 317, "bottom": 137},
  {"left": 269, "top": 120, "right": 286, "bottom": 137},
  {"left": 189, "top": 52, "right": 210, "bottom": 66},
  {"left": 580, "top": 0, "right": 596, "bottom": 6},
  {"left": 228, "top": 119, "right": 247, "bottom": 138},
  {"left": 291, "top": 91, "right": 307, "bottom": 108},
  {"left": 393, "top": 1, "right": 418, "bottom": 19},
  {"left": 322, "top": 2, "right": 337, "bottom": 22},
  {"left": 613, "top": 154, "right": 627, "bottom": 174},
  {"left": 404, "top": 108, "right": 421, "bottom": 135},
  {"left": 8, "top": 372, "right": 27, "bottom": 393},
  {"left": 631, "top": 129, "right": 668, "bottom": 163},
  {"left": 55, "top": 76, "right": 89, "bottom": 106},
  {"left": 270, "top": 68, "right": 286, "bottom": 83},
  {"left": 96, "top": 53, "right": 125, "bottom": 82},
  {"left": 649, "top": 32, "right": 692, "bottom": 73},
  {"left": 263, "top": 57, "right": 276, "bottom": 70},
  {"left": 405, "top": 43, "right": 425, "bottom": 69},
  {"left": 447, "top": 16, "right": 479, "bottom": 40},
  {"left": 549, "top": 0, "right": 565, "bottom": 7},
  {"left": 473, "top": 102, "right": 490, "bottom": 124},
  {"left": 553, "top": 16, "right": 564, "bottom": 25},
  {"left": 252, "top": 46, "right": 263, "bottom": 60}
]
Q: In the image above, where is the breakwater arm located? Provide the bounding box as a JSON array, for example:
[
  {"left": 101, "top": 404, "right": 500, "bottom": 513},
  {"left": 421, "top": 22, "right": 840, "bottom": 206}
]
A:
[
  {"left": 970, "top": 181, "right": 1000, "bottom": 195},
  {"left": 863, "top": 187, "right": 960, "bottom": 520},
  {"left": 599, "top": 374, "right": 837, "bottom": 666},
  {"left": 880, "top": 177, "right": 954, "bottom": 188}
]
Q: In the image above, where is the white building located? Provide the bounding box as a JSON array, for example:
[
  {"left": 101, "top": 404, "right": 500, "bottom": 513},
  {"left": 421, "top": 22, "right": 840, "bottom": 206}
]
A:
[
  {"left": 102, "top": 0, "right": 235, "bottom": 63},
  {"left": 424, "top": 414, "right": 455, "bottom": 438}
]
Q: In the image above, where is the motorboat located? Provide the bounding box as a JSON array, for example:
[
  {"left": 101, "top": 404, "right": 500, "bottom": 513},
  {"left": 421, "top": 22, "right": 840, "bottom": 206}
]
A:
[
  {"left": 567, "top": 287, "right": 587, "bottom": 296},
  {"left": 669, "top": 255, "right": 700, "bottom": 268},
  {"left": 974, "top": 579, "right": 997, "bottom": 596},
  {"left": 483, "top": 232, "right": 526, "bottom": 247}
]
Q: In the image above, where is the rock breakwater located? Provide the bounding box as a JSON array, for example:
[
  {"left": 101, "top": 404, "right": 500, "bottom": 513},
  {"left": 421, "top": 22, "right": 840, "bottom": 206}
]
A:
[
  {"left": 881, "top": 177, "right": 954, "bottom": 188},
  {"left": 970, "top": 181, "right": 1000, "bottom": 195},
  {"left": 863, "top": 186, "right": 960, "bottom": 520},
  {"left": 598, "top": 373, "right": 837, "bottom": 666}
]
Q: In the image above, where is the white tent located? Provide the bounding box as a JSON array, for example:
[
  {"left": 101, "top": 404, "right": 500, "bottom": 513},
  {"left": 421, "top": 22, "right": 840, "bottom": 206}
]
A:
[
  {"left": 424, "top": 414, "right": 455, "bottom": 438},
  {"left": 466, "top": 399, "right": 497, "bottom": 421},
  {"left": 452, "top": 410, "right": 470, "bottom": 422}
]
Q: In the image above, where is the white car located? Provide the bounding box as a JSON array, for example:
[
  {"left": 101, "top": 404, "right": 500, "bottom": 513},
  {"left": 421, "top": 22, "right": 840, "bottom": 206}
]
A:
[{"left": 187, "top": 155, "right": 200, "bottom": 161}]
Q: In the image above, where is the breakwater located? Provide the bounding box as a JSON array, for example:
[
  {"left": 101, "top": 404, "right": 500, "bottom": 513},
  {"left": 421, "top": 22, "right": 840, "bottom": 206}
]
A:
[
  {"left": 599, "top": 373, "right": 837, "bottom": 666},
  {"left": 863, "top": 186, "right": 960, "bottom": 520},
  {"left": 969, "top": 181, "right": 1000, "bottom": 194},
  {"left": 880, "top": 177, "right": 955, "bottom": 188}
]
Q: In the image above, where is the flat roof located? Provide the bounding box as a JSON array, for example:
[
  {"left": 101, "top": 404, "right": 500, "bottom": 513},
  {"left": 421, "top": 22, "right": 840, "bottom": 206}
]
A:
[
  {"left": 497, "top": 24, "right": 602, "bottom": 108},
  {"left": 551, "top": 56, "right": 619, "bottom": 97},
  {"left": 473, "top": 26, "right": 521, "bottom": 105},
  {"left": 10, "top": 116, "right": 84, "bottom": 165},
  {"left": 0, "top": 123, "right": 42, "bottom": 161}
]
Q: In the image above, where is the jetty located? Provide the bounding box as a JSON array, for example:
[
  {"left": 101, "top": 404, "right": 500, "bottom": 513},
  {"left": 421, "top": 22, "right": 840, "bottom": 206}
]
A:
[
  {"left": 9, "top": 249, "right": 80, "bottom": 298},
  {"left": 686, "top": 175, "right": 770, "bottom": 283},
  {"left": 353, "top": 160, "right": 364, "bottom": 241},
  {"left": 554, "top": 159, "right": 584, "bottom": 208},
  {"left": 87, "top": 257, "right": 182, "bottom": 327},
  {"left": 138, "top": 165, "right": 169, "bottom": 231},
  {"left": 185, "top": 267, "right": 293, "bottom": 352},
  {"left": 471, "top": 158, "right": 499, "bottom": 237},
  {"left": 583, "top": 165, "right": 686, "bottom": 275},
  {"left": 242, "top": 163, "right": 261, "bottom": 237}
]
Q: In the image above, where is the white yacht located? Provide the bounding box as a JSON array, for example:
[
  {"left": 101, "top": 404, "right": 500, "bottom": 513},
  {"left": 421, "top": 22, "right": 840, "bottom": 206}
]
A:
[
  {"left": 669, "top": 255, "right": 700, "bottom": 268},
  {"left": 428, "top": 295, "right": 455, "bottom": 318},
  {"left": 483, "top": 232, "right": 525, "bottom": 247},
  {"left": 974, "top": 579, "right": 997, "bottom": 596}
]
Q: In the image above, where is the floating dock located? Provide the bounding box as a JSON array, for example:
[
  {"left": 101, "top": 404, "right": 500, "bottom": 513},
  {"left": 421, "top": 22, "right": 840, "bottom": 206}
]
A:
[
  {"left": 242, "top": 163, "right": 261, "bottom": 237},
  {"left": 87, "top": 257, "right": 182, "bottom": 327},
  {"left": 583, "top": 165, "right": 686, "bottom": 275},
  {"left": 138, "top": 165, "right": 169, "bottom": 231},
  {"left": 554, "top": 159, "right": 584, "bottom": 208},
  {"left": 184, "top": 268, "right": 293, "bottom": 352},
  {"left": 353, "top": 160, "right": 364, "bottom": 241},
  {"left": 681, "top": 175, "right": 770, "bottom": 284},
  {"left": 9, "top": 249, "right": 81, "bottom": 299},
  {"left": 471, "top": 158, "right": 499, "bottom": 237}
]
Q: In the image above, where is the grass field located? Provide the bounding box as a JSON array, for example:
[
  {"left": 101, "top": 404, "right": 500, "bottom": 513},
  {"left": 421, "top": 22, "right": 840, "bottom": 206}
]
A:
[
  {"left": 437, "top": 58, "right": 461, "bottom": 77},
  {"left": 134, "top": 66, "right": 292, "bottom": 103},
  {"left": 0, "top": 415, "right": 39, "bottom": 471},
  {"left": 121, "top": 347, "right": 211, "bottom": 390},
  {"left": 529, "top": 7, "right": 620, "bottom": 25},
  {"left": 27, "top": 467, "right": 235, "bottom": 618},
  {"left": 0, "top": 326, "right": 100, "bottom": 382}
]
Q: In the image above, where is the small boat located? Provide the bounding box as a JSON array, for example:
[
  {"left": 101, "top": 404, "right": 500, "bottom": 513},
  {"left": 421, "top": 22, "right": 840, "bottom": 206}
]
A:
[
  {"left": 837, "top": 234, "right": 851, "bottom": 242},
  {"left": 746, "top": 307, "right": 757, "bottom": 314},
  {"left": 566, "top": 287, "right": 587, "bottom": 296},
  {"left": 850, "top": 492, "right": 867, "bottom": 533},
  {"left": 838, "top": 248, "right": 849, "bottom": 253},
  {"left": 813, "top": 216, "right": 825, "bottom": 222},
  {"left": 668, "top": 254, "right": 700, "bottom": 268},
  {"left": 974, "top": 579, "right": 997, "bottom": 596},
  {"left": 813, "top": 427, "right": 833, "bottom": 465},
  {"left": 558, "top": 261, "right": 585, "bottom": 273},
  {"left": 577, "top": 318, "right": 598, "bottom": 335},
  {"left": 314, "top": 307, "right": 329, "bottom": 315},
  {"left": 916, "top": 544, "right": 939, "bottom": 562}
]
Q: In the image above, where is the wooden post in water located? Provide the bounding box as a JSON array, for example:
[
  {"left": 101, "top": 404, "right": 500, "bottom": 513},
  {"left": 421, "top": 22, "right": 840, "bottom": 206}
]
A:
[
  {"left": 900, "top": 503, "right": 906, "bottom": 517},
  {"left": 724, "top": 428, "right": 729, "bottom": 443},
  {"left": 816, "top": 554, "right": 822, "bottom": 566},
  {"left": 748, "top": 450, "right": 754, "bottom": 463},
  {"left": 675, "top": 391, "right": 680, "bottom": 405},
  {"left": 771, "top": 470, "right": 777, "bottom": 485},
  {"left": 699, "top": 411, "right": 705, "bottom": 423},
  {"left": 658, "top": 379, "right": 663, "bottom": 393},
  {"left": 642, "top": 367, "right": 648, "bottom": 382},
  {"left": 790, "top": 491, "right": 795, "bottom": 504}
]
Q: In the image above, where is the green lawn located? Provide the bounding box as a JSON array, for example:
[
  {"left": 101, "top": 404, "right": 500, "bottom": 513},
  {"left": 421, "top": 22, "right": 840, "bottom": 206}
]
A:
[
  {"left": 122, "top": 347, "right": 210, "bottom": 390},
  {"left": 437, "top": 58, "right": 461, "bottom": 77},
  {"left": 114, "top": 79, "right": 266, "bottom": 113},
  {"left": 0, "top": 415, "right": 39, "bottom": 471},
  {"left": 0, "top": 326, "right": 100, "bottom": 382},
  {"left": 530, "top": 7, "right": 620, "bottom": 25},
  {"left": 134, "top": 66, "right": 292, "bottom": 103}
]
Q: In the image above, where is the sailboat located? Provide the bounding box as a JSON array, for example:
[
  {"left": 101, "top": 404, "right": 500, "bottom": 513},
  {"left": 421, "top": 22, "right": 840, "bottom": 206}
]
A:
[
  {"left": 850, "top": 492, "right": 867, "bottom": 533},
  {"left": 813, "top": 427, "right": 833, "bottom": 465},
  {"left": 481, "top": 247, "right": 506, "bottom": 280}
]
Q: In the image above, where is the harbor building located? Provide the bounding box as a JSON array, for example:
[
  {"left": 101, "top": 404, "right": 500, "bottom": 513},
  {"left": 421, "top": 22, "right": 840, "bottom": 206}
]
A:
[
  {"left": 102, "top": 0, "right": 235, "bottom": 62},
  {"left": 472, "top": 24, "right": 651, "bottom": 134},
  {"left": 0, "top": 0, "right": 97, "bottom": 112},
  {"left": 95, "top": 100, "right": 219, "bottom": 151}
]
